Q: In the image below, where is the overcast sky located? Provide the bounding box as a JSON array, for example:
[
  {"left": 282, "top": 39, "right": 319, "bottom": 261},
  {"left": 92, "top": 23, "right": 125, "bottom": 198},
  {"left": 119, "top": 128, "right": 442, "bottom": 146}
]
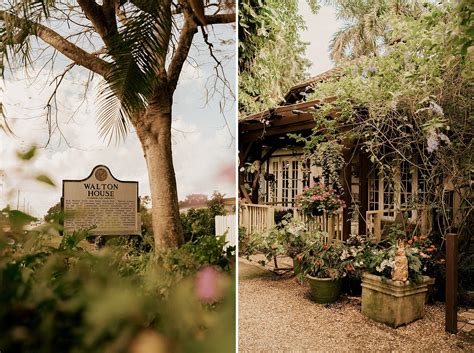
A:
[
  {"left": 0, "top": 20, "right": 236, "bottom": 218},
  {"left": 299, "top": 2, "right": 341, "bottom": 76},
  {"left": 0, "top": 3, "right": 340, "bottom": 218}
]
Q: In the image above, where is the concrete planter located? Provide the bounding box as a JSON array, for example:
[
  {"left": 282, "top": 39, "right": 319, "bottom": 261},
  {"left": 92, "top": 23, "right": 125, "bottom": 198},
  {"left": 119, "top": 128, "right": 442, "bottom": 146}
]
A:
[{"left": 361, "top": 273, "right": 434, "bottom": 328}]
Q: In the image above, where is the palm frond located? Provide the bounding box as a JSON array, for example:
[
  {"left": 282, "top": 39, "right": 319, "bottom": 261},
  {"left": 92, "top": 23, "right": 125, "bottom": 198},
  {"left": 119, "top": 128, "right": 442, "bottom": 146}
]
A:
[
  {"left": 96, "top": 1, "right": 173, "bottom": 144},
  {"left": 329, "top": 23, "right": 359, "bottom": 62}
]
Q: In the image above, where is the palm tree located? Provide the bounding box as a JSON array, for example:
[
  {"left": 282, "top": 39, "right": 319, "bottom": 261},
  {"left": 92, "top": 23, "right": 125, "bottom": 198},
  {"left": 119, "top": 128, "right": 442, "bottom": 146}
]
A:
[
  {"left": 329, "top": 0, "right": 422, "bottom": 62},
  {"left": 0, "top": 0, "right": 235, "bottom": 249}
]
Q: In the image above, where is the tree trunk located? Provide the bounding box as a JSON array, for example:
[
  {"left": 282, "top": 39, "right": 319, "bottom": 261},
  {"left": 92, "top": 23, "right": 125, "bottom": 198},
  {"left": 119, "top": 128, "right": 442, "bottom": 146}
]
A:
[{"left": 136, "top": 94, "right": 184, "bottom": 249}]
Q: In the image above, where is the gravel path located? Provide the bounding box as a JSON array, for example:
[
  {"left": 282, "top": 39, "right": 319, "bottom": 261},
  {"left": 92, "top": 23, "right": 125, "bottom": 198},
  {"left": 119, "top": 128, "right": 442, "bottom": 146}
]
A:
[{"left": 238, "top": 258, "right": 473, "bottom": 352}]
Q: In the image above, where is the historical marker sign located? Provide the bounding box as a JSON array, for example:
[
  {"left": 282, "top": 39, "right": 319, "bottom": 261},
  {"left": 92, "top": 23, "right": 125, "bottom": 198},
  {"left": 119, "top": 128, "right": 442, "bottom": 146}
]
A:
[{"left": 62, "top": 165, "right": 140, "bottom": 236}]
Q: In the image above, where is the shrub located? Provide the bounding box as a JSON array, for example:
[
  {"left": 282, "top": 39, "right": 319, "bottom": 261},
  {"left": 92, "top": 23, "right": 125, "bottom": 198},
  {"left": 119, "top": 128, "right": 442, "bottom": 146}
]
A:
[{"left": 0, "top": 208, "right": 235, "bottom": 352}]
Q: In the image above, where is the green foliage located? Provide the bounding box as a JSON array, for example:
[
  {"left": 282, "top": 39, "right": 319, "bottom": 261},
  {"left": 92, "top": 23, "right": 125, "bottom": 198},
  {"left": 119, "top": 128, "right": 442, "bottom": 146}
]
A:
[
  {"left": 44, "top": 202, "right": 61, "bottom": 224},
  {"left": 158, "top": 235, "right": 235, "bottom": 278},
  {"left": 181, "top": 208, "right": 216, "bottom": 242},
  {"left": 453, "top": 0, "right": 474, "bottom": 58},
  {"left": 296, "top": 183, "right": 346, "bottom": 215},
  {"left": 300, "top": 239, "right": 351, "bottom": 279},
  {"left": 245, "top": 226, "right": 287, "bottom": 266},
  {"left": 242, "top": 216, "right": 325, "bottom": 265},
  {"left": 207, "top": 191, "right": 227, "bottom": 217},
  {"left": 298, "top": 2, "right": 473, "bottom": 236},
  {"left": 0, "top": 208, "right": 235, "bottom": 353},
  {"left": 361, "top": 226, "right": 436, "bottom": 284},
  {"left": 238, "top": 0, "right": 318, "bottom": 115},
  {"left": 180, "top": 192, "right": 227, "bottom": 242},
  {"left": 329, "top": 0, "right": 424, "bottom": 62},
  {"left": 238, "top": 226, "right": 249, "bottom": 256}
]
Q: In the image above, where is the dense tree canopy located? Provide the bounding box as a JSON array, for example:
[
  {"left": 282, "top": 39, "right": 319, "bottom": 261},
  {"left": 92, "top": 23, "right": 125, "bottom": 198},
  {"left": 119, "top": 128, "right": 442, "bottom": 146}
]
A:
[
  {"left": 238, "top": 0, "right": 318, "bottom": 115},
  {"left": 294, "top": 1, "right": 473, "bottom": 236}
]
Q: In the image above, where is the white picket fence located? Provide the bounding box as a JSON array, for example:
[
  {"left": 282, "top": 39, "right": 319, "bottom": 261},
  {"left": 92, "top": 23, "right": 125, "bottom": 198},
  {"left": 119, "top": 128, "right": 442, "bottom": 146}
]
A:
[{"left": 215, "top": 214, "right": 236, "bottom": 248}]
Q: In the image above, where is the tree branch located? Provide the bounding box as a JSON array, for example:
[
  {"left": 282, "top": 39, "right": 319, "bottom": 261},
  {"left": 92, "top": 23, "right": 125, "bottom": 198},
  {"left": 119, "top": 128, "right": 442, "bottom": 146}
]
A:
[
  {"left": 203, "top": 13, "right": 235, "bottom": 25},
  {"left": 167, "top": 15, "right": 198, "bottom": 93},
  {"left": 0, "top": 10, "right": 111, "bottom": 76},
  {"left": 77, "top": 0, "right": 118, "bottom": 46}
]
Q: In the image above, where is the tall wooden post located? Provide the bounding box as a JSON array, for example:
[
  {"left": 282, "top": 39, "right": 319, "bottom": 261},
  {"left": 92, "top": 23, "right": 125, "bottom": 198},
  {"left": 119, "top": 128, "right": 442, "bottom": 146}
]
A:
[
  {"left": 251, "top": 143, "right": 262, "bottom": 204},
  {"left": 358, "top": 151, "right": 369, "bottom": 235},
  {"left": 342, "top": 147, "right": 352, "bottom": 240},
  {"left": 445, "top": 233, "right": 458, "bottom": 333}
]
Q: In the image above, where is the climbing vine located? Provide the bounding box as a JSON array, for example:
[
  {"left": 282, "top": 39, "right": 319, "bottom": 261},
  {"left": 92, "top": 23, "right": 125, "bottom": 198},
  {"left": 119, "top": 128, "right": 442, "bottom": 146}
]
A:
[{"left": 293, "top": 2, "right": 473, "bottom": 237}]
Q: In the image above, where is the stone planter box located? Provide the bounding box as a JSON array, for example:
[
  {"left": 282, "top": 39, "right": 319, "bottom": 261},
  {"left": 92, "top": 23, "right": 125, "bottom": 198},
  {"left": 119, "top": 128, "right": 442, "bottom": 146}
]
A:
[{"left": 361, "top": 273, "right": 434, "bottom": 328}]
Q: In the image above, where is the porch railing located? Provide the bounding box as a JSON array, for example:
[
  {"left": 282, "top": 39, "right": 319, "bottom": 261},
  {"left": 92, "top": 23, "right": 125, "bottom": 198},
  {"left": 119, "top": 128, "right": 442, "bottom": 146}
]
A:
[
  {"left": 239, "top": 204, "right": 343, "bottom": 242},
  {"left": 239, "top": 204, "right": 275, "bottom": 235},
  {"left": 366, "top": 210, "right": 382, "bottom": 241},
  {"left": 366, "top": 207, "right": 431, "bottom": 241}
]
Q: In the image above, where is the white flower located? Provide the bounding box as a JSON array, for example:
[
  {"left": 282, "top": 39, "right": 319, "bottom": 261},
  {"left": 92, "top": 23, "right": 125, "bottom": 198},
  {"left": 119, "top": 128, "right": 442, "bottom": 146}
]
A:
[
  {"left": 430, "top": 101, "right": 444, "bottom": 116},
  {"left": 340, "top": 249, "right": 349, "bottom": 260},
  {"left": 257, "top": 27, "right": 269, "bottom": 37},
  {"left": 439, "top": 133, "right": 451, "bottom": 144},
  {"left": 376, "top": 259, "right": 395, "bottom": 273}
]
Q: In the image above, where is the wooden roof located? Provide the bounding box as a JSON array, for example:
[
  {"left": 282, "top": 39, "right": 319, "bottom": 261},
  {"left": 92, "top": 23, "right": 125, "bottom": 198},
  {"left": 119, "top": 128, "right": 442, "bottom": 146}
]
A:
[
  {"left": 284, "top": 67, "right": 343, "bottom": 104},
  {"left": 239, "top": 97, "right": 338, "bottom": 143},
  {"left": 239, "top": 67, "right": 348, "bottom": 144}
]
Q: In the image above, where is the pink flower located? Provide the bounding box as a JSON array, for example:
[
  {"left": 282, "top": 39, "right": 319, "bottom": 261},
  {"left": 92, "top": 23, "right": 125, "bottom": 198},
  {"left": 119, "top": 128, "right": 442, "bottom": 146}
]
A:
[{"left": 195, "top": 266, "right": 222, "bottom": 303}]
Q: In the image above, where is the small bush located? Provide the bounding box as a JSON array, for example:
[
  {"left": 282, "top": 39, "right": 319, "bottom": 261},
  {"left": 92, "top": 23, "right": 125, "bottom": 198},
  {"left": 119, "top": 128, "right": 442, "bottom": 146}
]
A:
[{"left": 0, "top": 208, "right": 235, "bottom": 353}]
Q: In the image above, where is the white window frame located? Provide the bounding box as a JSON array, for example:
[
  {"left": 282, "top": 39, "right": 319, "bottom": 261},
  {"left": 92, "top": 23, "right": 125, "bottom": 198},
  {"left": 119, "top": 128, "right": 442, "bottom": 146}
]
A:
[
  {"left": 368, "top": 160, "right": 426, "bottom": 222},
  {"left": 264, "top": 154, "right": 314, "bottom": 207}
]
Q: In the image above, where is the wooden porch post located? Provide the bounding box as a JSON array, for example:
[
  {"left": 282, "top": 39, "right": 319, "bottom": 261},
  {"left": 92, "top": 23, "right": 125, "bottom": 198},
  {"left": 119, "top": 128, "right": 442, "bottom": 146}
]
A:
[
  {"left": 238, "top": 140, "right": 253, "bottom": 202},
  {"left": 445, "top": 233, "right": 458, "bottom": 333},
  {"left": 251, "top": 143, "right": 262, "bottom": 204},
  {"left": 342, "top": 147, "right": 352, "bottom": 240},
  {"left": 359, "top": 151, "right": 369, "bottom": 235}
]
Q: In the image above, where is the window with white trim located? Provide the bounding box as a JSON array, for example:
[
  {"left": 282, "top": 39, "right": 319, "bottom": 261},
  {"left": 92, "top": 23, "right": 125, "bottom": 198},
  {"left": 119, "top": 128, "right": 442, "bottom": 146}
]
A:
[
  {"left": 368, "top": 159, "right": 427, "bottom": 221},
  {"left": 265, "top": 155, "right": 309, "bottom": 207}
]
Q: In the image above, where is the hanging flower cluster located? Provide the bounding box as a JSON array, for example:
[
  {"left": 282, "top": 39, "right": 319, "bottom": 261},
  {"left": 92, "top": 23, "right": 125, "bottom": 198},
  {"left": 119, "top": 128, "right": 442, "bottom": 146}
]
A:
[{"left": 296, "top": 183, "right": 346, "bottom": 216}]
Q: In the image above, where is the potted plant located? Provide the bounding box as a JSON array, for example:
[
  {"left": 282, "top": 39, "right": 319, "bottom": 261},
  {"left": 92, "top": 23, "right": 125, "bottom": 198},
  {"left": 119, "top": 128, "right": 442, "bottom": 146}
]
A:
[
  {"left": 340, "top": 234, "right": 371, "bottom": 295},
  {"left": 300, "top": 240, "right": 350, "bottom": 303},
  {"left": 281, "top": 219, "right": 325, "bottom": 276},
  {"left": 360, "top": 227, "right": 435, "bottom": 328},
  {"left": 296, "top": 183, "right": 345, "bottom": 217},
  {"left": 281, "top": 219, "right": 307, "bottom": 274}
]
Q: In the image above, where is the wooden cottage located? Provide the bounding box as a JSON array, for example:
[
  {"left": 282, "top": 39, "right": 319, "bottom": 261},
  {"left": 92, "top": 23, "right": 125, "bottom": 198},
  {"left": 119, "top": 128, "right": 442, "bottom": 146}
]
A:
[{"left": 238, "top": 68, "right": 461, "bottom": 241}]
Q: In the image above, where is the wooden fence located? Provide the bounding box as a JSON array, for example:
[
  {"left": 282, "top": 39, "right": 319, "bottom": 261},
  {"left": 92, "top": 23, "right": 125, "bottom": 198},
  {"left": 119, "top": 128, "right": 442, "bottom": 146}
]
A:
[{"left": 215, "top": 214, "right": 236, "bottom": 248}]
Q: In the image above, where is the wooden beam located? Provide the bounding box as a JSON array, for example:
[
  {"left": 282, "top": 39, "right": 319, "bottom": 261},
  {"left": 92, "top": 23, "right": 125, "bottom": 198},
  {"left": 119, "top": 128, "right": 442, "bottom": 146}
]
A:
[
  {"left": 342, "top": 147, "right": 352, "bottom": 240},
  {"left": 239, "top": 122, "right": 317, "bottom": 143},
  {"left": 239, "top": 113, "right": 314, "bottom": 133},
  {"left": 261, "top": 146, "right": 278, "bottom": 163},
  {"left": 359, "top": 150, "right": 369, "bottom": 235},
  {"left": 251, "top": 143, "right": 262, "bottom": 204},
  {"left": 239, "top": 141, "right": 254, "bottom": 166},
  {"left": 445, "top": 233, "right": 458, "bottom": 333},
  {"left": 239, "top": 185, "right": 252, "bottom": 203}
]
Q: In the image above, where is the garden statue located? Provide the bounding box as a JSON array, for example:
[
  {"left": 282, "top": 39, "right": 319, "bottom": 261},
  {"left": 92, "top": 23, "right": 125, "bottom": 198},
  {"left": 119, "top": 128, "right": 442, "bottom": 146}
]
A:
[{"left": 391, "top": 239, "right": 409, "bottom": 282}]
